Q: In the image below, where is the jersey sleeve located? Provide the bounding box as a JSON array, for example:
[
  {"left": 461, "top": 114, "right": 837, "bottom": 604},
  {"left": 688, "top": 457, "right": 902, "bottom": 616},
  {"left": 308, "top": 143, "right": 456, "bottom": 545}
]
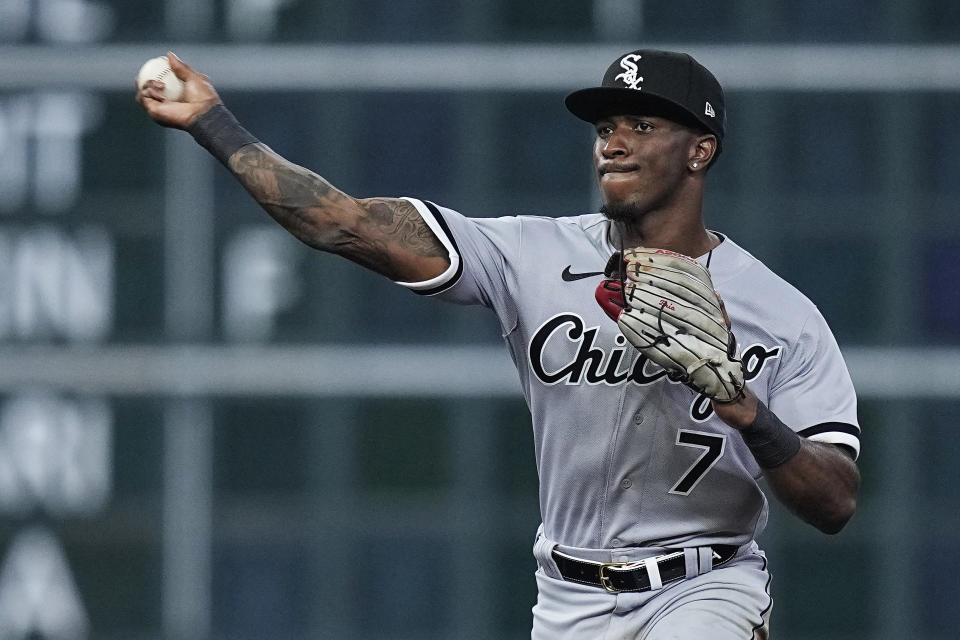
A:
[
  {"left": 392, "top": 197, "right": 521, "bottom": 335},
  {"left": 768, "top": 308, "right": 861, "bottom": 458}
]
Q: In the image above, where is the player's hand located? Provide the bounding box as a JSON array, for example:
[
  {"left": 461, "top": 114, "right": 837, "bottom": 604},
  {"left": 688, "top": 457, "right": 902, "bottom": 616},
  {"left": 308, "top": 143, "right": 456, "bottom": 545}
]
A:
[
  {"left": 136, "top": 52, "right": 221, "bottom": 130},
  {"left": 711, "top": 385, "right": 759, "bottom": 430}
]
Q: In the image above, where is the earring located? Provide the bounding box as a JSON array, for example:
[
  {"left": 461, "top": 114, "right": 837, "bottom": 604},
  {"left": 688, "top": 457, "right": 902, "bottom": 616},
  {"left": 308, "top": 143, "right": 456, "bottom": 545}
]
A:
[{"left": 692, "top": 162, "right": 699, "bottom": 168}]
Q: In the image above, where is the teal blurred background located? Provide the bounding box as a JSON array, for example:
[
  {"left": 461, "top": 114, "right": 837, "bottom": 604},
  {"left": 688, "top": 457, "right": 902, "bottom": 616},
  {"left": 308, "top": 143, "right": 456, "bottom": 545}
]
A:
[{"left": 0, "top": 1, "right": 958, "bottom": 638}]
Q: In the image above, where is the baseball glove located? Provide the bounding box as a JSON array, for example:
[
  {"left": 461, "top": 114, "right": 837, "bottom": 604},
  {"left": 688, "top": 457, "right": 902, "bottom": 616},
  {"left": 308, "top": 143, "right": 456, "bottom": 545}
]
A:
[{"left": 595, "top": 247, "right": 745, "bottom": 402}]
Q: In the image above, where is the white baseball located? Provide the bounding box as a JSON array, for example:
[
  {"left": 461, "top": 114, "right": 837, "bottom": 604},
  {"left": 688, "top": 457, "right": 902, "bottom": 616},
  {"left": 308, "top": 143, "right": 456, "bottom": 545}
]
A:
[{"left": 137, "top": 56, "right": 184, "bottom": 101}]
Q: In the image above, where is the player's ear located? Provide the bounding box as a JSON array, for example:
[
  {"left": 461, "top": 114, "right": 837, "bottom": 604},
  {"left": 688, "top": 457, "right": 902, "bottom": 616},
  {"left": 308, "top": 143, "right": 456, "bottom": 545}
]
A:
[{"left": 688, "top": 134, "right": 717, "bottom": 172}]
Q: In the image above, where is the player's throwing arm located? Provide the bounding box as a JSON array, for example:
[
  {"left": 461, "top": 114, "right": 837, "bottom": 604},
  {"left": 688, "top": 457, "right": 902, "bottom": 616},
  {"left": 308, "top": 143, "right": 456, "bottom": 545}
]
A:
[{"left": 135, "top": 52, "right": 449, "bottom": 284}]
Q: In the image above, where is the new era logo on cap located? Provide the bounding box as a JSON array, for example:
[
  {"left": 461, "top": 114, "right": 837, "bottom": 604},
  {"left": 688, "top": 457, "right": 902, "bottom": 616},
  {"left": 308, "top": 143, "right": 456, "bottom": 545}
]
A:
[{"left": 705, "top": 102, "right": 715, "bottom": 118}]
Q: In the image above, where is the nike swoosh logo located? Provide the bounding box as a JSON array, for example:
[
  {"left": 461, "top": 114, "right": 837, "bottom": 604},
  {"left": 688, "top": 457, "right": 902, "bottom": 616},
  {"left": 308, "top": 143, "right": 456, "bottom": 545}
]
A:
[{"left": 562, "top": 266, "right": 605, "bottom": 282}]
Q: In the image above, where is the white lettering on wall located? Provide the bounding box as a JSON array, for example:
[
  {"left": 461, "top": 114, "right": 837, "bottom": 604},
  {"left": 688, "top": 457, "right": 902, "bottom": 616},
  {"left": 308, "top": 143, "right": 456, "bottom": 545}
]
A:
[
  {"left": 0, "top": 527, "right": 89, "bottom": 640},
  {"left": 0, "top": 392, "right": 112, "bottom": 516},
  {"left": 223, "top": 226, "right": 303, "bottom": 341},
  {"left": 0, "top": 227, "right": 113, "bottom": 342},
  {"left": 226, "top": 0, "right": 296, "bottom": 40},
  {"left": 0, "top": 93, "right": 104, "bottom": 214},
  {"left": 0, "top": 0, "right": 114, "bottom": 43}
]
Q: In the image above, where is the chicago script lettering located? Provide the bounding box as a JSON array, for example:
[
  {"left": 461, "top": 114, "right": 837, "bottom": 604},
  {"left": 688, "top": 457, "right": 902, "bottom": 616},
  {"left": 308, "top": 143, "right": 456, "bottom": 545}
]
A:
[
  {"left": 529, "top": 314, "right": 783, "bottom": 422},
  {"left": 529, "top": 313, "right": 671, "bottom": 386}
]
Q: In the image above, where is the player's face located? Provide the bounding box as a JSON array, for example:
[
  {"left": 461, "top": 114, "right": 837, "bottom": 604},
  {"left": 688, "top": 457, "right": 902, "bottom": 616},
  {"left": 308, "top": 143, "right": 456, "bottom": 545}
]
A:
[{"left": 593, "top": 114, "right": 696, "bottom": 219}]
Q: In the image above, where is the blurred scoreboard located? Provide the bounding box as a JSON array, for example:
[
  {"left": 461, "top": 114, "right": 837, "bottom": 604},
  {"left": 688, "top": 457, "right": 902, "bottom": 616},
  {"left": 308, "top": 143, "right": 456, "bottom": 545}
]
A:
[
  {"left": 0, "top": 2, "right": 353, "bottom": 639},
  {"left": 0, "top": 1, "right": 543, "bottom": 638}
]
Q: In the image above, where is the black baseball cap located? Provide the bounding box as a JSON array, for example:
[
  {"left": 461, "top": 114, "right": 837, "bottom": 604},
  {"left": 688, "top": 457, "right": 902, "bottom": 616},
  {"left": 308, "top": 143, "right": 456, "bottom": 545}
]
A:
[{"left": 565, "top": 49, "right": 725, "bottom": 147}]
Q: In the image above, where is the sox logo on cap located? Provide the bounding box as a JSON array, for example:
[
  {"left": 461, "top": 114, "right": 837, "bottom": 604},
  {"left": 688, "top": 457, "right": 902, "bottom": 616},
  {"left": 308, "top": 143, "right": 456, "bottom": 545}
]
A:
[{"left": 614, "top": 53, "right": 644, "bottom": 90}]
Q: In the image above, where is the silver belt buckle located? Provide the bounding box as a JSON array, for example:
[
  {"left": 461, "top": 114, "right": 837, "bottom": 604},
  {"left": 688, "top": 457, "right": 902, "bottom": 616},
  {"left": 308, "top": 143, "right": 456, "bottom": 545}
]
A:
[{"left": 597, "top": 560, "right": 643, "bottom": 594}]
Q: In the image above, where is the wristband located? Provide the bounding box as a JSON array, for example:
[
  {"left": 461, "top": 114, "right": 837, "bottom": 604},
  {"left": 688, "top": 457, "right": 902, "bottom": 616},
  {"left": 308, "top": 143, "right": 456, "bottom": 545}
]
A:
[
  {"left": 187, "top": 103, "right": 259, "bottom": 166},
  {"left": 740, "top": 401, "right": 802, "bottom": 469}
]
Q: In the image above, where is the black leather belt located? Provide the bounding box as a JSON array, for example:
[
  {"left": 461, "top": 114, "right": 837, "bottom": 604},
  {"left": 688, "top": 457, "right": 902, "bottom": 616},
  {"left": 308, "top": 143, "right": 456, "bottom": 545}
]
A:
[{"left": 552, "top": 544, "right": 739, "bottom": 594}]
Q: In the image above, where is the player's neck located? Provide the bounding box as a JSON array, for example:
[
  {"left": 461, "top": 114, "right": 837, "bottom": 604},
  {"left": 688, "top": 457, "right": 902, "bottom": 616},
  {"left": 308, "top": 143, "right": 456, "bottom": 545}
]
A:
[
  {"left": 613, "top": 209, "right": 717, "bottom": 259},
  {"left": 604, "top": 179, "right": 718, "bottom": 257}
]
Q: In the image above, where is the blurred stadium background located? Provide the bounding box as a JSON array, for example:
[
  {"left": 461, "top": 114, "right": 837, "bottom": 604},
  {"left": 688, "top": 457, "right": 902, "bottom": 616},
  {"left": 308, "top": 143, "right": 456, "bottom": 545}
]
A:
[{"left": 0, "top": 0, "right": 958, "bottom": 638}]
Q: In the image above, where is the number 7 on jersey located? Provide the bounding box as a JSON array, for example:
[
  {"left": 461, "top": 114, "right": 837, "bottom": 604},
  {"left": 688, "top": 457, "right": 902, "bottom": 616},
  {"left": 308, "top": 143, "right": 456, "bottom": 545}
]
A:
[{"left": 669, "top": 430, "right": 727, "bottom": 495}]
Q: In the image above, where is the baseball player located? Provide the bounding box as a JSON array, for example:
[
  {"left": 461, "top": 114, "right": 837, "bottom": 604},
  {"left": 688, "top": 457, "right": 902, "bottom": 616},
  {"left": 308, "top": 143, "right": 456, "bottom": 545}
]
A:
[{"left": 138, "top": 49, "right": 861, "bottom": 639}]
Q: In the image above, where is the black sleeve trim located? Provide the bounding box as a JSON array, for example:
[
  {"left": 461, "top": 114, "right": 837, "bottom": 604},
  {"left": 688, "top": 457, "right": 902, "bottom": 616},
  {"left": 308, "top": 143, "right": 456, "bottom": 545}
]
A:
[
  {"left": 412, "top": 200, "right": 464, "bottom": 296},
  {"left": 798, "top": 422, "right": 861, "bottom": 439}
]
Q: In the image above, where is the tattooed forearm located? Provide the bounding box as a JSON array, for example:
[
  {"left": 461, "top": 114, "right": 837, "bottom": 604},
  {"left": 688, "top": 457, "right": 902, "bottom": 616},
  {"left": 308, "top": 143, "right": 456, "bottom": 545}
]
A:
[
  {"left": 226, "top": 143, "right": 448, "bottom": 280},
  {"left": 359, "top": 198, "right": 447, "bottom": 259},
  {"left": 228, "top": 143, "right": 350, "bottom": 247}
]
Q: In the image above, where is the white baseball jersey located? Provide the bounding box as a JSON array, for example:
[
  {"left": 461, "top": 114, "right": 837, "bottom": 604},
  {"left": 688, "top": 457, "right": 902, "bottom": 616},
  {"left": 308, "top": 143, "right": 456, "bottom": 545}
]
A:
[{"left": 397, "top": 197, "right": 860, "bottom": 551}]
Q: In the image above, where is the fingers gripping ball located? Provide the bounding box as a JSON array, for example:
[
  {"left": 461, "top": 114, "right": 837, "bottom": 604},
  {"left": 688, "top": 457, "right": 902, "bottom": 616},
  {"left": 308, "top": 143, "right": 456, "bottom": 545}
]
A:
[
  {"left": 595, "top": 247, "right": 745, "bottom": 402},
  {"left": 137, "top": 56, "right": 184, "bottom": 101}
]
